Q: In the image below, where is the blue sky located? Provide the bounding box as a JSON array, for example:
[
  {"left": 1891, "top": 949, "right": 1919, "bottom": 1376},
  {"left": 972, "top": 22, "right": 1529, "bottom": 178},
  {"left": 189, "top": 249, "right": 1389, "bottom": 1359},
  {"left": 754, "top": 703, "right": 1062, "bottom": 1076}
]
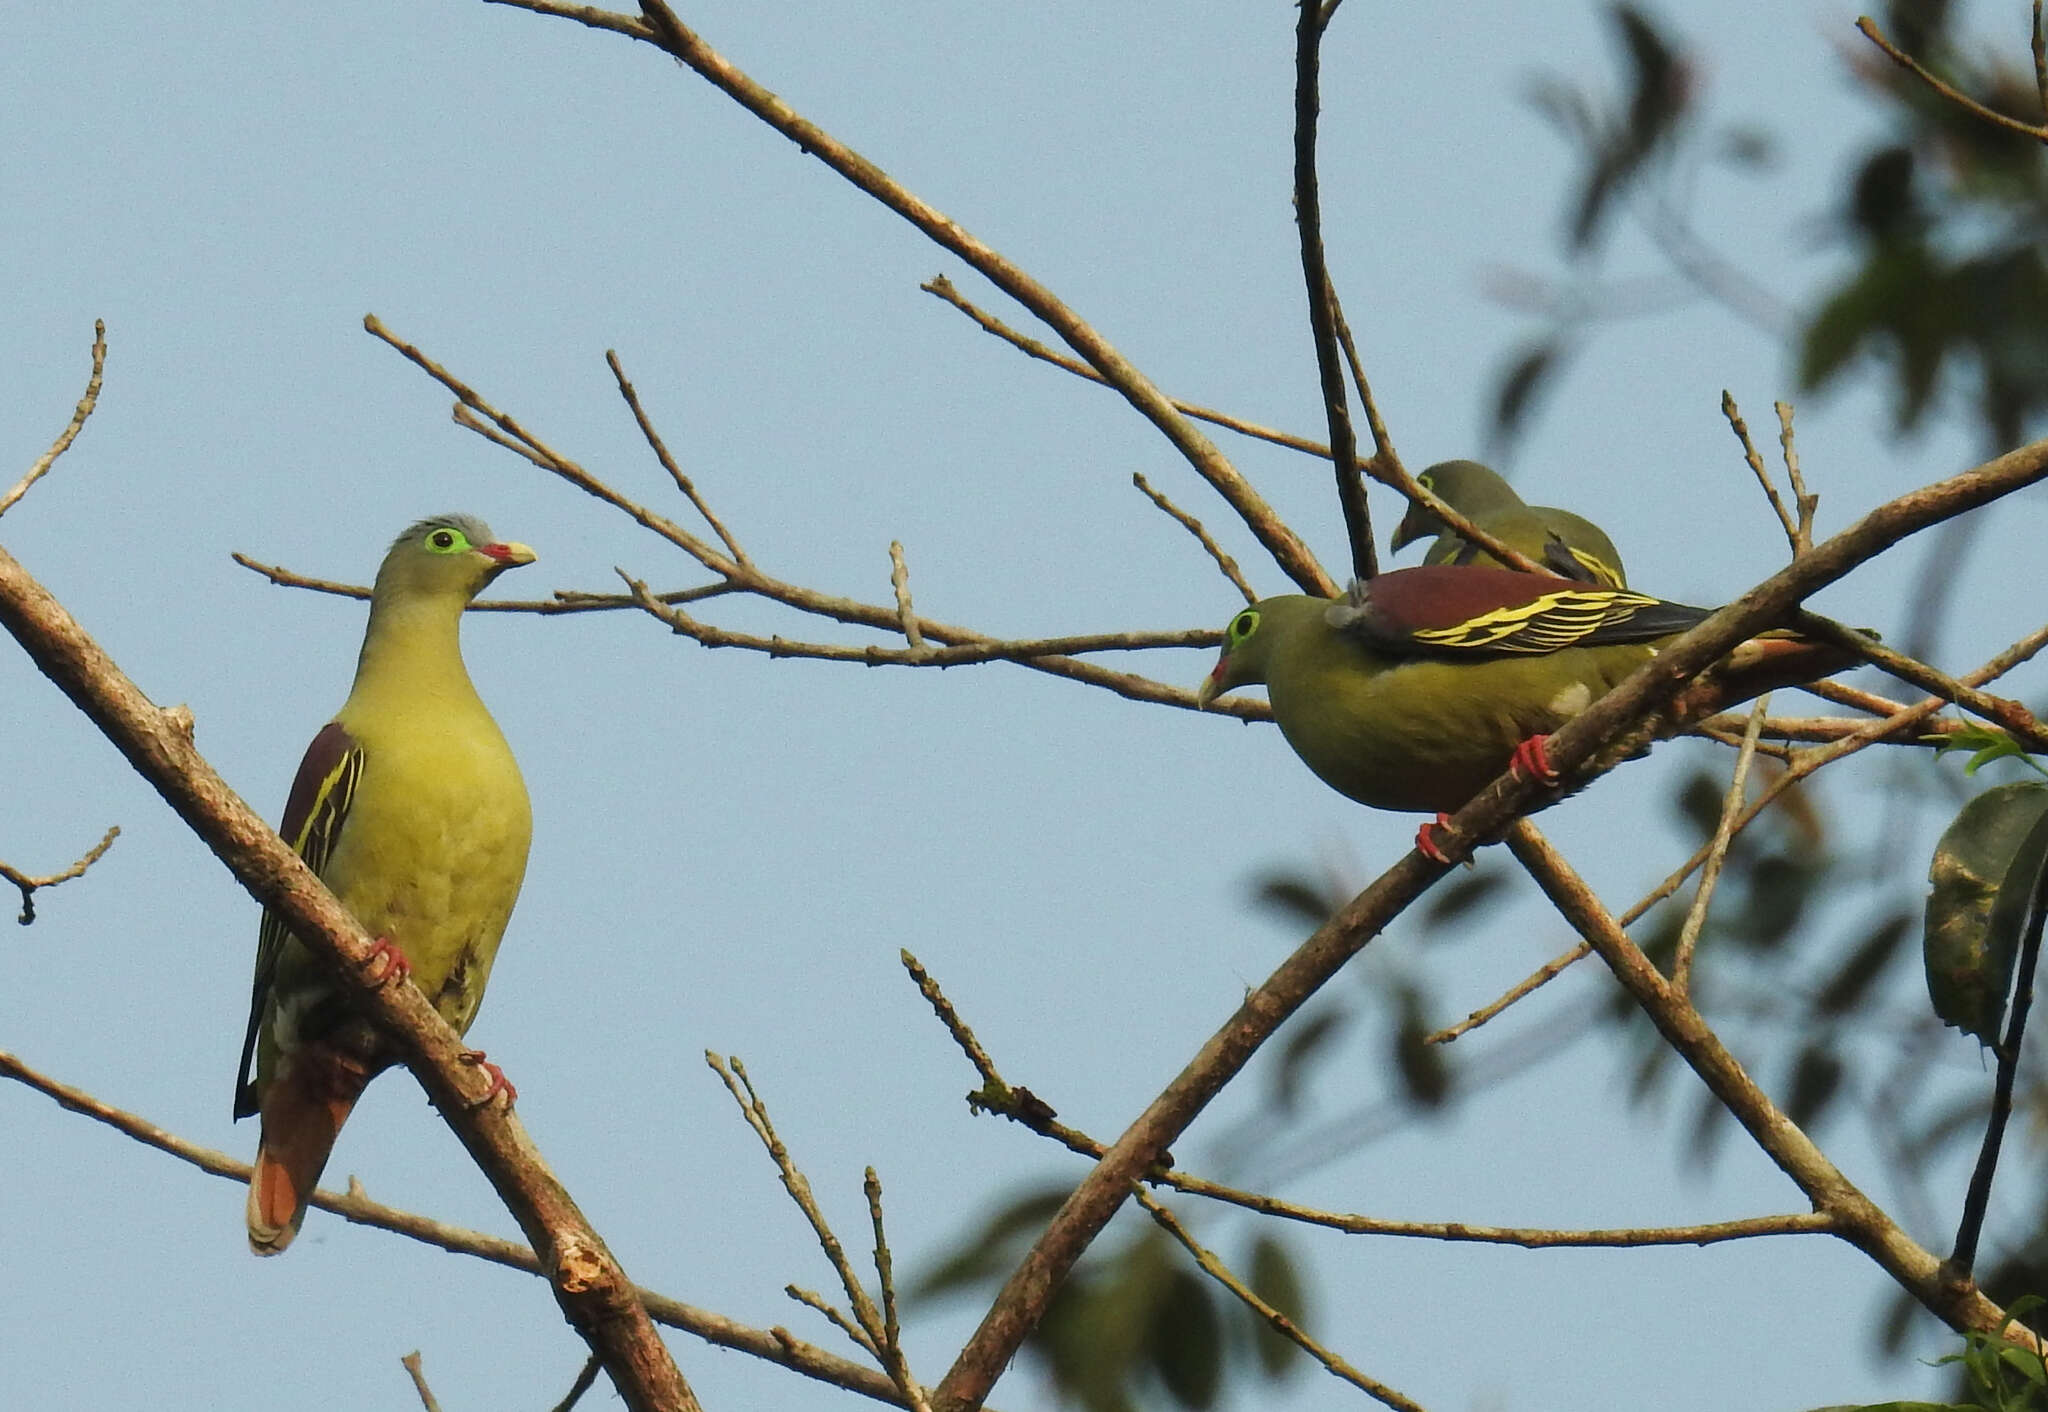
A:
[{"left": 2, "top": 3, "right": 2037, "bottom": 1409}]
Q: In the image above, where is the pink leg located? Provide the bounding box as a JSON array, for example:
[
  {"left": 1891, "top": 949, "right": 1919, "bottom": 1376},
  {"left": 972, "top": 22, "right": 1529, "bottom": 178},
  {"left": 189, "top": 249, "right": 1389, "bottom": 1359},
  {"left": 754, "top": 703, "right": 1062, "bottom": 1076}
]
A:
[
  {"left": 460, "top": 1050, "right": 518, "bottom": 1109},
  {"left": 1508, "top": 733, "right": 1559, "bottom": 787},
  {"left": 1416, "top": 813, "right": 1459, "bottom": 864},
  {"left": 362, "top": 935, "right": 412, "bottom": 986}
]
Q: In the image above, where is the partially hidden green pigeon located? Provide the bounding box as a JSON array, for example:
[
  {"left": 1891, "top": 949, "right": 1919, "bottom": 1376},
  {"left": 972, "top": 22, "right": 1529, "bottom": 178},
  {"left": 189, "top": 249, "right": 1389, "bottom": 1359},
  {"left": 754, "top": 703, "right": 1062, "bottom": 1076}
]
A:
[
  {"left": 235, "top": 514, "right": 535, "bottom": 1254},
  {"left": 1198, "top": 564, "right": 1858, "bottom": 859},
  {"left": 1392, "top": 459, "right": 1628, "bottom": 588}
]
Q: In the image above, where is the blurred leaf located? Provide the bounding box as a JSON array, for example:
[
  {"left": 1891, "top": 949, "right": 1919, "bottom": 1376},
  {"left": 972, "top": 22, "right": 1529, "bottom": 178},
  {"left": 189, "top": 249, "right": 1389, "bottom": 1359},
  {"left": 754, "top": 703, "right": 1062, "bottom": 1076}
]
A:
[
  {"left": 1739, "top": 854, "right": 1818, "bottom": 950},
  {"left": 1570, "top": 4, "right": 1689, "bottom": 249},
  {"left": 1246, "top": 1235, "right": 1308, "bottom": 1377},
  {"left": 1269, "top": 1008, "right": 1350, "bottom": 1114},
  {"left": 1714, "top": 126, "right": 1776, "bottom": 168},
  {"left": 1785, "top": 1044, "right": 1846, "bottom": 1128},
  {"left": 1674, "top": 768, "right": 1727, "bottom": 838},
  {"left": 1850, "top": 146, "right": 1919, "bottom": 241},
  {"left": 1924, "top": 782, "right": 2048, "bottom": 1042},
  {"left": 1149, "top": 1269, "right": 1224, "bottom": 1410},
  {"left": 1251, "top": 869, "right": 1337, "bottom": 931},
  {"left": 1815, "top": 911, "right": 1913, "bottom": 1014},
  {"left": 914, "top": 1187, "right": 1070, "bottom": 1298},
  {"left": 1393, "top": 982, "right": 1452, "bottom": 1108},
  {"left": 1490, "top": 340, "right": 1561, "bottom": 449},
  {"left": 1524, "top": 73, "right": 1596, "bottom": 142},
  {"left": 1421, "top": 868, "right": 1511, "bottom": 931}
]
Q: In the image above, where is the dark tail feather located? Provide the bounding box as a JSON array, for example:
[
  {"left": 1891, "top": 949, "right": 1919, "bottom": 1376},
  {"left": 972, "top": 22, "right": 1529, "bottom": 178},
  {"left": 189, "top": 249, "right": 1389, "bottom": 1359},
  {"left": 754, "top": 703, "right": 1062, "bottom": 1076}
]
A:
[
  {"left": 246, "top": 1049, "right": 370, "bottom": 1255},
  {"left": 1673, "top": 630, "right": 1869, "bottom": 721}
]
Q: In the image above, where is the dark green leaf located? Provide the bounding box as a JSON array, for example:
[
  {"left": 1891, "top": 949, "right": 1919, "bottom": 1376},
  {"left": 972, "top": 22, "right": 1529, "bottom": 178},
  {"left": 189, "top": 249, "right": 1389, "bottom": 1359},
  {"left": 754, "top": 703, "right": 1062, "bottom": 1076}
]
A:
[
  {"left": 1785, "top": 1044, "right": 1846, "bottom": 1127},
  {"left": 1149, "top": 1270, "right": 1223, "bottom": 1409},
  {"left": 1816, "top": 911, "right": 1913, "bottom": 1014},
  {"left": 1270, "top": 1008, "right": 1350, "bottom": 1114},
  {"left": 1393, "top": 982, "right": 1452, "bottom": 1108},
  {"left": 914, "top": 1187, "right": 1070, "bottom": 1298},
  {"left": 1924, "top": 782, "right": 2048, "bottom": 1041},
  {"left": 1421, "top": 868, "right": 1511, "bottom": 931},
  {"left": 1252, "top": 870, "right": 1338, "bottom": 930},
  {"left": 1246, "top": 1235, "right": 1308, "bottom": 1378},
  {"left": 1491, "top": 341, "right": 1560, "bottom": 448}
]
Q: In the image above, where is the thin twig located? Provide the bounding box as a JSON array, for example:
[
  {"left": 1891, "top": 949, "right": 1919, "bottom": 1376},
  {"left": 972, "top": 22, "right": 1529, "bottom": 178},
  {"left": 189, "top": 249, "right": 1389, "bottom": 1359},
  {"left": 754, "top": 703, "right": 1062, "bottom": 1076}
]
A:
[
  {"left": 921, "top": 276, "right": 1331, "bottom": 457},
  {"left": 1795, "top": 611, "right": 2048, "bottom": 754},
  {"left": 708, "top": 1051, "right": 920, "bottom": 1403},
  {"left": 1137, "top": 1189, "right": 1425, "bottom": 1411},
  {"left": 787, "top": 1286, "right": 880, "bottom": 1360},
  {"left": 1947, "top": 830, "right": 2048, "bottom": 1278},
  {"left": 400, "top": 1352, "right": 444, "bottom": 1412},
  {"left": 1329, "top": 287, "right": 1402, "bottom": 489},
  {"left": 606, "top": 349, "right": 751, "bottom": 566},
  {"left": 1857, "top": 15, "right": 2048, "bottom": 141},
  {"left": 3, "top": 320, "right": 107, "bottom": 519},
  {"left": 1674, "top": 694, "right": 1773, "bottom": 995},
  {"left": 1132, "top": 472, "right": 1255, "bottom": 603},
  {"left": 0, "top": 824, "right": 119, "bottom": 925},
  {"left": 888, "top": 542, "right": 929, "bottom": 655},
  {"left": 1724, "top": 391, "right": 1799, "bottom": 553},
  {"left": 1777, "top": 402, "right": 1817, "bottom": 553},
  {"left": 1292, "top": 0, "right": 1372, "bottom": 579},
  {"left": 925, "top": 275, "right": 1548, "bottom": 579},
  {"left": 550, "top": 1356, "right": 604, "bottom": 1412},
  {"left": 865, "top": 1170, "right": 933, "bottom": 1412},
  {"left": 907, "top": 952, "right": 1838, "bottom": 1250}
]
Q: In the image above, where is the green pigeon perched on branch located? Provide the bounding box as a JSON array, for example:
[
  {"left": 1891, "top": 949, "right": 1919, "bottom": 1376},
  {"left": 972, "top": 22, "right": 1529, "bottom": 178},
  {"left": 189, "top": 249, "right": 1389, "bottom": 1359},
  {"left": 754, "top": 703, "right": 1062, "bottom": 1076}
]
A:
[
  {"left": 235, "top": 514, "right": 535, "bottom": 1255},
  {"left": 1197, "top": 563, "right": 1859, "bottom": 860},
  {"left": 1392, "top": 459, "right": 1628, "bottom": 588}
]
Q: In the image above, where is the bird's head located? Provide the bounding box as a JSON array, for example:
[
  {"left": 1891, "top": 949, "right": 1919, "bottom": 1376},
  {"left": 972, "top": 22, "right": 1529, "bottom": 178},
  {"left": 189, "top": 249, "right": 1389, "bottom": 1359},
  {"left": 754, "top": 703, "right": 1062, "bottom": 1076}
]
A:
[
  {"left": 1391, "top": 459, "right": 1523, "bottom": 551},
  {"left": 373, "top": 514, "right": 536, "bottom": 607},
  {"left": 1196, "top": 596, "right": 1324, "bottom": 708}
]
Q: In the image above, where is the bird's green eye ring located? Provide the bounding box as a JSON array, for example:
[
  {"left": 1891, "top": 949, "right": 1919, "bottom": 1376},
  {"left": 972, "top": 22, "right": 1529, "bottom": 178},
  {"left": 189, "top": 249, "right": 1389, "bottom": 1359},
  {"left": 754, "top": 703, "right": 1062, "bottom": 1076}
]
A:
[
  {"left": 1227, "top": 609, "right": 1260, "bottom": 647},
  {"left": 1415, "top": 472, "right": 1436, "bottom": 493},
  {"left": 426, "top": 527, "right": 468, "bottom": 554}
]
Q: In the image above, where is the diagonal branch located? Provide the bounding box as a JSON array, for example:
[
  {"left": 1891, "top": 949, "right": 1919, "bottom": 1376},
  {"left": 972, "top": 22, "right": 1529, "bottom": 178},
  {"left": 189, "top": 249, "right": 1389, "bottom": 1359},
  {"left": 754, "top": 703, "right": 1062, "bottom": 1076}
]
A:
[
  {"left": 1292, "top": 0, "right": 1372, "bottom": 580},
  {"left": 1, "top": 824, "right": 119, "bottom": 924},
  {"left": 3, "top": 320, "right": 107, "bottom": 519}
]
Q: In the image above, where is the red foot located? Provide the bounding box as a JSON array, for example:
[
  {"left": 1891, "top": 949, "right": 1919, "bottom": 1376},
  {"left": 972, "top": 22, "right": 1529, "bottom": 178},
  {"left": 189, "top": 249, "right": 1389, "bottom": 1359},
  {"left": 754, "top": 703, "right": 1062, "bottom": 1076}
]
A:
[
  {"left": 362, "top": 935, "right": 412, "bottom": 986},
  {"left": 1416, "top": 813, "right": 1460, "bottom": 864},
  {"left": 1508, "top": 733, "right": 1559, "bottom": 787},
  {"left": 460, "top": 1050, "right": 518, "bottom": 1109}
]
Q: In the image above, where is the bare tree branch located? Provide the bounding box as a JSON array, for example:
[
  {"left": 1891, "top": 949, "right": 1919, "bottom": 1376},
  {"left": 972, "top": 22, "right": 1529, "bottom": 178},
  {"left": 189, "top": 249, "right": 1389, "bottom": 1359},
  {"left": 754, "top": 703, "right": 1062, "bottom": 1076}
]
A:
[
  {"left": 1137, "top": 1189, "right": 1424, "bottom": 1411},
  {"left": 2, "top": 320, "right": 106, "bottom": 520},
  {"left": 0, "top": 824, "right": 119, "bottom": 924}
]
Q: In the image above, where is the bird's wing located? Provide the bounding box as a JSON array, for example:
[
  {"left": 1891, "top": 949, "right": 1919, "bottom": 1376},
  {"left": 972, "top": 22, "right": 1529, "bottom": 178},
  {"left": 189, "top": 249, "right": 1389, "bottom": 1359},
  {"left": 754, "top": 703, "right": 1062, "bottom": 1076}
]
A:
[
  {"left": 234, "top": 721, "right": 365, "bottom": 1119},
  {"left": 1330, "top": 564, "right": 1710, "bottom": 658}
]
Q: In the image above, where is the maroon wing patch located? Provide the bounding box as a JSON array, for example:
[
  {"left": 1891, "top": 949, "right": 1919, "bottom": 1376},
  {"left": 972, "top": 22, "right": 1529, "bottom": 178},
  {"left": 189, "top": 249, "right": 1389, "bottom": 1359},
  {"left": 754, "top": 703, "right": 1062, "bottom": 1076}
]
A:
[
  {"left": 1332, "top": 565, "right": 1712, "bottom": 657},
  {"left": 235, "top": 720, "right": 365, "bottom": 1119}
]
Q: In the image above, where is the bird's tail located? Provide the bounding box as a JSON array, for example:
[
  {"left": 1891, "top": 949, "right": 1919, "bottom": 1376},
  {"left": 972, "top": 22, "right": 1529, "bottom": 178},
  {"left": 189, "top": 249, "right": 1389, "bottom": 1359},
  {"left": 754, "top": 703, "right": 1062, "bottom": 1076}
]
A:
[
  {"left": 1676, "top": 628, "right": 1872, "bottom": 720},
  {"left": 246, "top": 1048, "right": 371, "bottom": 1255}
]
